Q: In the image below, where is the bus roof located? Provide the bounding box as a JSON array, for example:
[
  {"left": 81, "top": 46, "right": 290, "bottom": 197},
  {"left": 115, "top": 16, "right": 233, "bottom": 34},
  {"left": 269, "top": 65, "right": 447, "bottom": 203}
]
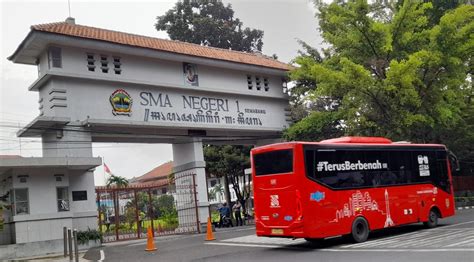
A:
[{"left": 253, "top": 137, "right": 446, "bottom": 152}]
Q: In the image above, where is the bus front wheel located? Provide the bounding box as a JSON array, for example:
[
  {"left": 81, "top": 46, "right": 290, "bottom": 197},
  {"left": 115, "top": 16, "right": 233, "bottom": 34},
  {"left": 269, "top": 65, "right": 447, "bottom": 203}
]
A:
[
  {"left": 351, "top": 217, "right": 369, "bottom": 243},
  {"left": 423, "top": 208, "right": 439, "bottom": 228}
]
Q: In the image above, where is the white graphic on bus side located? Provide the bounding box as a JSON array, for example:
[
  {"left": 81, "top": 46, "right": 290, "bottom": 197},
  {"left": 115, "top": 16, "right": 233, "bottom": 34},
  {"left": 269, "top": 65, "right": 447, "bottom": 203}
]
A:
[
  {"left": 384, "top": 189, "right": 394, "bottom": 227},
  {"left": 317, "top": 160, "right": 388, "bottom": 172},
  {"left": 330, "top": 190, "right": 395, "bottom": 227},
  {"left": 331, "top": 191, "right": 383, "bottom": 223},
  {"left": 418, "top": 155, "right": 430, "bottom": 176},
  {"left": 270, "top": 195, "right": 280, "bottom": 208}
]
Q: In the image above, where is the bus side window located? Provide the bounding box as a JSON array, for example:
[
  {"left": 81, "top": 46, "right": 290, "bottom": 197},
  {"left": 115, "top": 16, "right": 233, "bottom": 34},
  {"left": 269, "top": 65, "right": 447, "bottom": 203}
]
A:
[
  {"left": 410, "top": 151, "right": 434, "bottom": 184},
  {"left": 436, "top": 150, "right": 451, "bottom": 193}
]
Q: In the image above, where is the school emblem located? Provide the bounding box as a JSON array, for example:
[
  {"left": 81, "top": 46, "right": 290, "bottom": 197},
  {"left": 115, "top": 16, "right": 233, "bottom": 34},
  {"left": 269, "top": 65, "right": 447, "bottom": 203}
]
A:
[
  {"left": 183, "top": 62, "right": 199, "bottom": 86},
  {"left": 110, "top": 89, "right": 132, "bottom": 116}
]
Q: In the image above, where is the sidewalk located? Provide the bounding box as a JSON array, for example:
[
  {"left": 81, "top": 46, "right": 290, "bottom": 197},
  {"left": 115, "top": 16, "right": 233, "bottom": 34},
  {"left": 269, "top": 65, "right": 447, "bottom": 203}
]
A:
[{"left": 11, "top": 252, "right": 89, "bottom": 262}]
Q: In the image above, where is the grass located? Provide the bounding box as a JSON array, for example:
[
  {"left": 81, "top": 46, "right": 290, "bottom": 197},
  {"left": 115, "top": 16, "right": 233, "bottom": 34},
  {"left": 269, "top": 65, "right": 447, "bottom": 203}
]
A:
[{"left": 100, "top": 218, "right": 177, "bottom": 233}]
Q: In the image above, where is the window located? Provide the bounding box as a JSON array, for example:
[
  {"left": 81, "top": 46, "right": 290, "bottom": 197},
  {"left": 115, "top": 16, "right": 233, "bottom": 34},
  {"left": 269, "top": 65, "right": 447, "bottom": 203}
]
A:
[
  {"left": 305, "top": 149, "right": 380, "bottom": 189},
  {"left": 256, "top": 76, "right": 261, "bottom": 90},
  {"left": 304, "top": 146, "right": 448, "bottom": 190},
  {"left": 113, "top": 57, "right": 122, "bottom": 75},
  {"left": 100, "top": 55, "right": 108, "bottom": 73},
  {"left": 48, "top": 47, "right": 62, "bottom": 68},
  {"left": 55, "top": 174, "right": 64, "bottom": 182},
  {"left": 254, "top": 149, "right": 293, "bottom": 176},
  {"left": 435, "top": 150, "right": 450, "bottom": 193},
  {"left": 86, "top": 53, "right": 96, "bottom": 72},
  {"left": 264, "top": 77, "right": 269, "bottom": 91},
  {"left": 18, "top": 175, "right": 28, "bottom": 183},
  {"left": 72, "top": 191, "right": 87, "bottom": 201},
  {"left": 13, "top": 188, "right": 29, "bottom": 215},
  {"left": 247, "top": 75, "right": 253, "bottom": 90},
  {"left": 57, "top": 187, "right": 70, "bottom": 212},
  {"left": 210, "top": 179, "right": 217, "bottom": 187}
]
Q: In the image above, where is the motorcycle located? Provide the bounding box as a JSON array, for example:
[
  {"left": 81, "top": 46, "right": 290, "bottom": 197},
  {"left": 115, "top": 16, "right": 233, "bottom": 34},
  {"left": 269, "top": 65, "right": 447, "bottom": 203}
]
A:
[{"left": 220, "top": 214, "right": 233, "bottom": 228}]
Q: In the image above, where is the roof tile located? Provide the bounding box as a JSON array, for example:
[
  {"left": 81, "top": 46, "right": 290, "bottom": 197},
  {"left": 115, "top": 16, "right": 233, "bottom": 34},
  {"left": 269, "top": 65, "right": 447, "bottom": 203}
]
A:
[{"left": 31, "top": 22, "right": 291, "bottom": 71}]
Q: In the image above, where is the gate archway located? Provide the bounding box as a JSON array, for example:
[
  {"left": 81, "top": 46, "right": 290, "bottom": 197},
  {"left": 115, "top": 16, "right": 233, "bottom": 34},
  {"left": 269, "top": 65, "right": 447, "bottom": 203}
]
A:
[{"left": 7, "top": 18, "right": 290, "bottom": 245}]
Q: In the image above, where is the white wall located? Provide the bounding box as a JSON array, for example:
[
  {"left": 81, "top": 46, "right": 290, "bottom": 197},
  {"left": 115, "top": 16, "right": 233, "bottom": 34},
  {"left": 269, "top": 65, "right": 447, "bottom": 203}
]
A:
[
  {"left": 7, "top": 168, "right": 96, "bottom": 243},
  {"left": 35, "top": 45, "right": 290, "bottom": 134},
  {"left": 39, "top": 45, "right": 287, "bottom": 98}
]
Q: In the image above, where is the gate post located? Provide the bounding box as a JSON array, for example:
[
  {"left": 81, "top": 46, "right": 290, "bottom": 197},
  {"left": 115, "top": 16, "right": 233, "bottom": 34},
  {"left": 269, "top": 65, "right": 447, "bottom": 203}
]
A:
[
  {"left": 134, "top": 189, "right": 140, "bottom": 238},
  {"left": 172, "top": 139, "right": 210, "bottom": 232},
  {"left": 148, "top": 189, "right": 155, "bottom": 236},
  {"left": 114, "top": 190, "right": 119, "bottom": 241},
  {"left": 97, "top": 191, "right": 102, "bottom": 239},
  {"left": 192, "top": 174, "right": 201, "bottom": 233}
]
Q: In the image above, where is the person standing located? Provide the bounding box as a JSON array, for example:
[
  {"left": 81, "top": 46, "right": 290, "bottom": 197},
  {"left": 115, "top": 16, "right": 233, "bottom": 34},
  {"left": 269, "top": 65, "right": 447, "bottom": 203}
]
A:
[{"left": 233, "top": 201, "right": 243, "bottom": 226}]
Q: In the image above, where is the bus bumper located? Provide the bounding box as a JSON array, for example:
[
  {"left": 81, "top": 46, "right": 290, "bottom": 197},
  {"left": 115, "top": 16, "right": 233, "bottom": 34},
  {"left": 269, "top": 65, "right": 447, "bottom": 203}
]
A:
[{"left": 256, "top": 220, "right": 305, "bottom": 238}]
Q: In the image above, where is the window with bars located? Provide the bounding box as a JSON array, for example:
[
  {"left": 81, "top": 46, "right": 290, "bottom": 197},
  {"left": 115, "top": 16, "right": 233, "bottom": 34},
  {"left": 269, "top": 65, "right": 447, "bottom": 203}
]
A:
[
  {"left": 113, "top": 57, "right": 122, "bottom": 75},
  {"left": 247, "top": 75, "right": 253, "bottom": 90},
  {"left": 12, "top": 188, "right": 29, "bottom": 215},
  {"left": 264, "top": 77, "right": 269, "bottom": 91},
  {"left": 100, "top": 55, "right": 109, "bottom": 73},
  {"left": 57, "top": 187, "right": 70, "bottom": 212},
  {"left": 256, "top": 76, "right": 261, "bottom": 91},
  {"left": 86, "top": 53, "right": 96, "bottom": 72}
]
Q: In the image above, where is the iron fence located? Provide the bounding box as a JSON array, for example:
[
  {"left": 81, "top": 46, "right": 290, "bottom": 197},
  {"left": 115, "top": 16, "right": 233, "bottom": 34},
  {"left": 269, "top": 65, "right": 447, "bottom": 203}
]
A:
[{"left": 96, "top": 173, "right": 199, "bottom": 242}]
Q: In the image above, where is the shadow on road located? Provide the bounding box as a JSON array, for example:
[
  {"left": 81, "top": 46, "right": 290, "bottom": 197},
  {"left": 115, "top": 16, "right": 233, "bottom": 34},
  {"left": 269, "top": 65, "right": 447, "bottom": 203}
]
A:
[{"left": 263, "top": 223, "right": 437, "bottom": 252}]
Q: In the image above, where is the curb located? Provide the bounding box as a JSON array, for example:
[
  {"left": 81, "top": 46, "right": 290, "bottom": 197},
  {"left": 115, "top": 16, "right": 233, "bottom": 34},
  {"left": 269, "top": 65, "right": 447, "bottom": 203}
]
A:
[{"left": 456, "top": 206, "right": 474, "bottom": 210}]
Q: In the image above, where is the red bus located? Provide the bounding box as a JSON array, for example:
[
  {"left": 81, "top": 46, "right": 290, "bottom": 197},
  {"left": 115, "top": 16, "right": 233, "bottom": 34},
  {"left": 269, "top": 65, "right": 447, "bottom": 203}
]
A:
[{"left": 251, "top": 137, "right": 456, "bottom": 243}]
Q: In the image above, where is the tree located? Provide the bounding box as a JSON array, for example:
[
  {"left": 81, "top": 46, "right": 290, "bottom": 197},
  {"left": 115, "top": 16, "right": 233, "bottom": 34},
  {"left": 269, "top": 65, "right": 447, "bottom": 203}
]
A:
[
  {"left": 155, "top": 0, "right": 264, "bottom": 52},
  {"left": 106, "top": 175, "right": 129, "bottom": 188},
  {"left": 156, "top": 1, "right": 261, "bottom": 210},
  {"left": 204, "top": 145, "right": 252, "bottom": 211},
  {"left": 286, "top": 1, "right": 473, "bottom": 169}
]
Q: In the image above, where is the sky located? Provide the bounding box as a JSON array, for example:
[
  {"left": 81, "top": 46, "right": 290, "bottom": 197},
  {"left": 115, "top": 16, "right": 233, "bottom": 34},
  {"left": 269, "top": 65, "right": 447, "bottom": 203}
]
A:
[{"left": 0, "top": 0, "right": 323, "bottom": 185}]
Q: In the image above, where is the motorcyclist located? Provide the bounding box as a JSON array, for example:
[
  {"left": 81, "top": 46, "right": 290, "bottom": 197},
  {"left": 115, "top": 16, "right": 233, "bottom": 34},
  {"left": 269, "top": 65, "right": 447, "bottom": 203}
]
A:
[{"left": 218, "top": 202, "right": 233, "bottom": 227}]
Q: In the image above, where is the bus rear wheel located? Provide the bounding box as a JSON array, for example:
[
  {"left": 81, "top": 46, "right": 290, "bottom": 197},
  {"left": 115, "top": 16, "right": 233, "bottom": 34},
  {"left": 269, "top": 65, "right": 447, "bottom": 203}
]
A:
[
  {"left": 423, "top": 209, "right": 439, "bottom": 228},
  {"left": 351, "top": 217, "right": 369, "bottom": 243}
]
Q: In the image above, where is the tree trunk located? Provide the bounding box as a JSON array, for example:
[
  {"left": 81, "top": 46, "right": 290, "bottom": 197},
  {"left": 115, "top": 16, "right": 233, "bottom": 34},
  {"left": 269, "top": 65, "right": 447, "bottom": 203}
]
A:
[{"left": 223, "top": 173, "right": 231, "bottom": 206}]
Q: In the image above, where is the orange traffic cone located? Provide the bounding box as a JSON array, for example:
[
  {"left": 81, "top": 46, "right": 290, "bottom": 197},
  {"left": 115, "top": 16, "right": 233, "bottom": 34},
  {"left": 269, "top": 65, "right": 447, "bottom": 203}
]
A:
[
  {"left": 145, "top": 226, "right": 157, "bottom": 251},
  {"left": 205, "top": 217, "right": 216, "bottom": 241}
]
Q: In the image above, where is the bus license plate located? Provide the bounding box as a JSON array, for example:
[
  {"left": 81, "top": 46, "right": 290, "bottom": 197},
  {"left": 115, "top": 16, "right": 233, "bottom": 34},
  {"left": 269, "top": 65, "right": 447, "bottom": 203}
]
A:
[{"left": 271, "top": 229, "right": 284, "bottom": 235}]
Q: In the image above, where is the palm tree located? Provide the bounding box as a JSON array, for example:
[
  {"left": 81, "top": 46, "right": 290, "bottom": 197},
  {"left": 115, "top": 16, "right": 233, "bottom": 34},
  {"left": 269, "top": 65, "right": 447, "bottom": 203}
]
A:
[
  {"left": 212, "top": 184, "right": 224, "bottom": 201},
  {"left": 106, "top": 175, "right": 129, "bottom": 188},
  {"left": 106, "top": 175, "right": 129, "bottom": 229}
]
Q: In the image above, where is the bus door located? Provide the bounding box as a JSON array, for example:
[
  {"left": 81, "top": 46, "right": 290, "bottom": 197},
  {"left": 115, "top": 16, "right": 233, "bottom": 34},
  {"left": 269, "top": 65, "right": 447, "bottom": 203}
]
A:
[{"left": 253, "top": 148, "right": 300, "bottom": 233}]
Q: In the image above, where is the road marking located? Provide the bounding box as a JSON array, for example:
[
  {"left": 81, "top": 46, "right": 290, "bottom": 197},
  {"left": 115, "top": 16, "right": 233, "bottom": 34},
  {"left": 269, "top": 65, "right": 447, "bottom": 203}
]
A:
[
  {"left": 205, "top": 242, "right": 474, "bottom": 252},
  {"left": 389, "top": 230, "right": 462, "bottom": 248},
  {"left": 445, "top": 236, "right": 474, "bottom": 247},
  {"left": 319, "top": 248, "right": 474, "bottom": 252},
  {"left": 206, "top": 242, "right": 281, "bottom": 248},
  {"left": 343, "top": 228, "right": 474, "bottom": 249},
  {"left": 434, "top": 221, "right": 474, "bottom": 229},
  {"left": 99, "top": 249, "right": 105, "bottom": 262}
]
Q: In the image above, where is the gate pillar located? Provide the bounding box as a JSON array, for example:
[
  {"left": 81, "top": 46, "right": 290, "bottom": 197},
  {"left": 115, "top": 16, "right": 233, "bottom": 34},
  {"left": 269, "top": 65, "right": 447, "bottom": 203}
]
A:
[{"left": 172, "top": 139, "right": 209, "bottom": 232}]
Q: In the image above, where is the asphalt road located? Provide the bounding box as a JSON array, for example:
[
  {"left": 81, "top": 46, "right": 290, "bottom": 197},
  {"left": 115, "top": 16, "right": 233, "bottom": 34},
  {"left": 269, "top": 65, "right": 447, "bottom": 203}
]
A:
[{"left": 85, "top": 209, "right": 474, "bottom": 262}]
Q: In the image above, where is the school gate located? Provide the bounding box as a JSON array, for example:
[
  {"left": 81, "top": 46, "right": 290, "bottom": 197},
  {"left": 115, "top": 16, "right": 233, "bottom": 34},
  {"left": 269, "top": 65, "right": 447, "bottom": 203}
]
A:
[
  {"left": 3, "top": 17, "right": 290, "bottom": 247},
  {"left": 96, "top": 173, "right": 199, "bottom": 242}
]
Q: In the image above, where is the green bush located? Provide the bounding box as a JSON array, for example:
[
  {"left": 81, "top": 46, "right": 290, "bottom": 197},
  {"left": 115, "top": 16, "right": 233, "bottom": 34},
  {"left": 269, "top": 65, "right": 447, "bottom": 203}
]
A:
[{"left": 77, "top": 228, "right": 102, "bottom": 245}]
